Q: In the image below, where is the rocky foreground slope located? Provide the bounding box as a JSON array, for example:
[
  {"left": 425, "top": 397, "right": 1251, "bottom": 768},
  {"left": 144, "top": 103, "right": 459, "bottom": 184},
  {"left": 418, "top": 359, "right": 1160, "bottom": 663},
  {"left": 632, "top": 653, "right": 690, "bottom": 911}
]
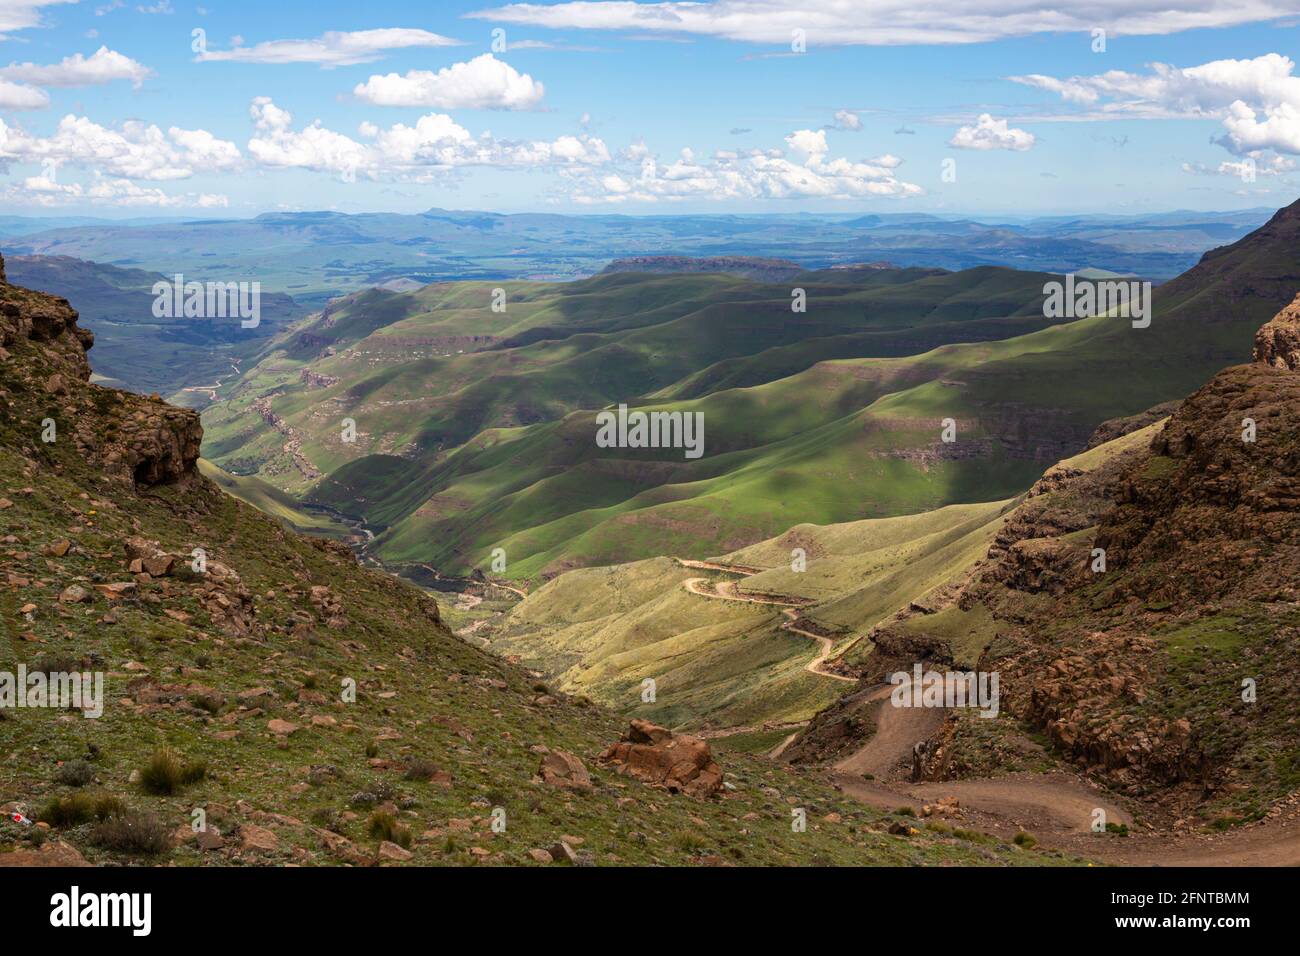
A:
[
  {"left": 0, "top": 253, "right": 1064, "bottom": 867},
  {"left": 791, "top": 294, "right": 1300, "bottom": 826}
]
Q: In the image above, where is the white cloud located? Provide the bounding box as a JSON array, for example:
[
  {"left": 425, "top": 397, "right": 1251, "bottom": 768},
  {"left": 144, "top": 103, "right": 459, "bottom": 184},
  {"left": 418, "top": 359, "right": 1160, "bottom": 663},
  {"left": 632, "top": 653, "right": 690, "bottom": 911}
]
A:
[
  {"left": 0, "top": 79, "right": 50, "bottom": 111},
  {"left": 1013, "top": 53, "right": 1300, "bottom": 156},
  {"left": 948, "top": 113, "right": 1035, "bottom": 151},
  {"left": 0, "top": 46, "right": 151, "bottom": 87},
  {"left": 353, "top": 54, "right": 544, "bottom": 110},
  {"left": 0, "top": 114, "right": 243, "bottom": 180},
  {"left": 469, "top": 1, "right": 1300, "bottom": 46},
  {"left": 1183, "top": 155, "right": 1295, "bottom": 176},
  {"left": 0, "top": 1, "right": 77, "bottom": 39},
  {"left": 196, "top": 28, "right": 462, "bottom": 67},
  {"left": 6, "top": 173, "right": 227, "bottom": 208},
  {"left": 834, "top": 109, "right": 862, "bottom": 130},
  {"left": 246, "top": 97, "right": 608, "bottom": 177},
  {"left": 567, "top": 130, "right": 921, "bottom": 204}
]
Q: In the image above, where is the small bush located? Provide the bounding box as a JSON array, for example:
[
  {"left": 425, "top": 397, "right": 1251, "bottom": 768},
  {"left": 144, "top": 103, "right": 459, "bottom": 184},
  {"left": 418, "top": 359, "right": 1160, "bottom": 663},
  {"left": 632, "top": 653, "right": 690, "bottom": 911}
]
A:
[
  {"left": 90, "top": 811, "right": 171, "bottom": 856},
  {"left": 191, "top": 693, "right": 222, "bottom": 715},
  {"left": 403, "top": 759, "right": 439, "bottom": 782},
  {"left": 138, "top": 749, "right": 206, "bottom": 795},
  {"left": 54, "top": 759, "right": 95, "bottom": 787},
  {"left": 364, "top": 742, "right": 379, "bottom": 759},
  {"left": 38, "top": 792, "right": 127, "bottom": 828},
  {"left": 1105, "top": 822, "right": 1129, "bottom": 837},
  {"left": 367, "top": 810, "right": 412, "bottom": 848},
  {"left": 894, "top": 806, "right": 916, "bottom": 817},
  {"left": 1013, "top": 831, "right": 1038, "bottom": 849}
]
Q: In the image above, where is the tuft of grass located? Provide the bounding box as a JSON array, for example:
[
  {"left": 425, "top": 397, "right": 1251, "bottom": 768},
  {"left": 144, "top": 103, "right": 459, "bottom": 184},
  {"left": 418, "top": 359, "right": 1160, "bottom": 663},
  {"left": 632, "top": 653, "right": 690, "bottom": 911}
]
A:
[
  {"left": 139, "top": 749, "right": 207, "bottom": 795},
  {"left": 367, "top": 810, "right": 412, "bottom": 848},
  {"left": 1013, "top": 831, "right": 1038, "bottom": 849},
  {"left": 673, "top": 830, "right": 710, "bottom": 852},
  {"left": 89, "top": 811, "right": 172, "bottom": 856},
  {"left": 894, "top": 806, "right": 916, "bottom": 817},
  {"left": 38, "top": 792, "right": 128, "bottom": 828}
]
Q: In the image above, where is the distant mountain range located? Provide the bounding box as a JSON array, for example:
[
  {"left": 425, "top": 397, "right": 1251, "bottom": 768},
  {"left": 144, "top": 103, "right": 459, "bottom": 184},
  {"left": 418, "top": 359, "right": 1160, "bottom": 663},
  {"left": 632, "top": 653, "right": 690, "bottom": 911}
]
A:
[{"left": 2, "top": 207, "right": 1275, "bottom": 312}]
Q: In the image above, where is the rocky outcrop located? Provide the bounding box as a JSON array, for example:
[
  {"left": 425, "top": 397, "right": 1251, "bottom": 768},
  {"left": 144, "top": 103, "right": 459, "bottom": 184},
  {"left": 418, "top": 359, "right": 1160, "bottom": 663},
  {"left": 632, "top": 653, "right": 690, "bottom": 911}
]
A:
[
  {"left": 0, "top": 250, "right": 201, "bottom": 488},
  {"left": 1086, "top": 401, "right": 1181, "bottom": 449},
  {"left": 598, "top": 720, "right": 723, "bottom": 798},
  {"left": 1253, "top": 291, "right": 1300, "bottom": 371},
  {"left": 299, "top": 368, "right": 340, "bottom": 389}
]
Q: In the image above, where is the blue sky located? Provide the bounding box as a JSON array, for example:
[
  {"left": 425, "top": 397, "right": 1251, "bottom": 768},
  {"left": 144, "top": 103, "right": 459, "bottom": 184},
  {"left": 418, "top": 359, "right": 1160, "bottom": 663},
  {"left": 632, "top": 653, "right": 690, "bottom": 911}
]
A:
[{"left": 0, "top": 0, "right": 1298, "bottom": 217}]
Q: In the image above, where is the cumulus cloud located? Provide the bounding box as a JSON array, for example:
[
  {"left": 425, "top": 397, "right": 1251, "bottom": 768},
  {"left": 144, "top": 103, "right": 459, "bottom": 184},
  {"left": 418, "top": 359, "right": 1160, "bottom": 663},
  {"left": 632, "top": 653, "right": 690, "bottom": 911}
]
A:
[
  {"left": 1012, "top": 53, "right": 1300, "bottom": 156},
  {"left": 567, "top": 129, "right": 921, "bottom": 204},
  {"left": 247, "top": 97, "right": 608, "bottom": 177},
  {"left": 948, "top": 113, "right": 1035, "bottom": 151},
  {"left": 196, "top": 28, "right": 461, "bottom": 67},
  {"left": 0, "top": 115, "right": 242, "bottom": 180},
  {"left": 0, "top": 79, "right": 50, "bottom": 111},
  {"left": 833, "top": 109, "right": 862, "bottom": 130},
  {"left": 353, "top": 54, "right": 544, "bottom": 110},
  {"left": 8, "top": 173, "right": 227, "bottom": 207},
  {"left": 0, "top": 46, "right": 151, "bottom": 87},
  {"left": 469, "top": 1, "right": 1299, "bottom": 46}
]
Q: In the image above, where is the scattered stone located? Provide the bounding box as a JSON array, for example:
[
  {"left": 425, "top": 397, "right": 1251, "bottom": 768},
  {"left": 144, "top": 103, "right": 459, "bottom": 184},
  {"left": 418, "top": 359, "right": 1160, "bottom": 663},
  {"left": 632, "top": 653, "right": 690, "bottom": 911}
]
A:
[
  {"left": 58, "top": 585, "right": 92, "bottom": 604},
  {"left": 378, "top": 841, "right": 413, "bottom": 862},
  {"left": 538, "top": 749, "right": 592, "bottom": 790},
  {"left": 238, "top": 824, "right": 279, "bottom": 853}
]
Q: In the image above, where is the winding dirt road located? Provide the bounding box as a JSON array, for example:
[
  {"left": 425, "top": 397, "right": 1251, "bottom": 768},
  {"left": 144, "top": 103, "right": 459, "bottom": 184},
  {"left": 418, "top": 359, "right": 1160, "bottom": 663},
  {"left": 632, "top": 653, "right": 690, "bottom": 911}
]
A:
[
  {"left": 677, "top": 561, "right": 852, "bottom": 683},
  {"left": 681, "top": 559, "right": 1300, "bottom": 864}
]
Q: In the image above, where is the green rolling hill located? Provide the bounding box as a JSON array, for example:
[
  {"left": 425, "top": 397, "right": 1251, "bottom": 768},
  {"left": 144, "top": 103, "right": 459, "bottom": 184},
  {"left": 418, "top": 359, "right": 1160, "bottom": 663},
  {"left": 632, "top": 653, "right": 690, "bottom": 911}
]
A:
[{"left": 204, "top": 199, "right": 1300, "bottom": 586}]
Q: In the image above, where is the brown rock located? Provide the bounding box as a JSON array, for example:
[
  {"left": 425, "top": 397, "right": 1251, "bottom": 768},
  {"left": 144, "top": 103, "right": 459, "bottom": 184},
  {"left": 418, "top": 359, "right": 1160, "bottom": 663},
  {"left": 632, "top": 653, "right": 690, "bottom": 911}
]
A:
[
  {"left": 538, "top": 749, "right": 592, "bottom": 790},
  {"left": 44, "top": 539, "right": 71, "bottom": 557},
  {"left": 58, "top": 585, "right": 92, "bottom": 604},
  {"left": 0, "top": 841, "right": 90, "bottom": 867},
  {"left": 378, "top": 841, "right": 413, "bottom": 862},
  {"left": 239, "top": 824, "right": 279, "bottom": 853},
  {"left": 598, "top": 720, "right": 724, "bottom": 799},
  {"left": 95, "top": 582, "right": 137, "bottom": 600}
]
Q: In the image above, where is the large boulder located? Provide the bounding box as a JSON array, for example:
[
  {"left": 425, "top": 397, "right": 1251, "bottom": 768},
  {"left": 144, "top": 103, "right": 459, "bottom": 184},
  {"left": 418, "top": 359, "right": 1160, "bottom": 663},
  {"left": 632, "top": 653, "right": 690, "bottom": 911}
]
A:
[{"left": 599, "top": 720, "right": 723, "bottom": 799}]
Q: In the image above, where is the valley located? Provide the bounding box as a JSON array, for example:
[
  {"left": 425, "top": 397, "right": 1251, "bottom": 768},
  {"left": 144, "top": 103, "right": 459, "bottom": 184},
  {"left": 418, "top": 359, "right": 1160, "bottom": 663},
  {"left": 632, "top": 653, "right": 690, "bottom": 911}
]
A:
[{"left": 5, "top": 199, "right": 1300, "bottom": 872}]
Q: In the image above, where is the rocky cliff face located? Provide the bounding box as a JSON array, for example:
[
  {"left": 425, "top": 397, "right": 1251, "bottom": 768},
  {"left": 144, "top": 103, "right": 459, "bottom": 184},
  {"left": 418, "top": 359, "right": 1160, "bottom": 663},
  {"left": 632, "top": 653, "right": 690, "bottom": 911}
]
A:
[
  {"left": 794, "top": 294, "right": 1300, "bottom": 819},
  {"left": 0, "top": 251, "right": 201, "bottom": 488},
  {"left": 1254, "top": 291, "right": 1300, "bottom": 371}
]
